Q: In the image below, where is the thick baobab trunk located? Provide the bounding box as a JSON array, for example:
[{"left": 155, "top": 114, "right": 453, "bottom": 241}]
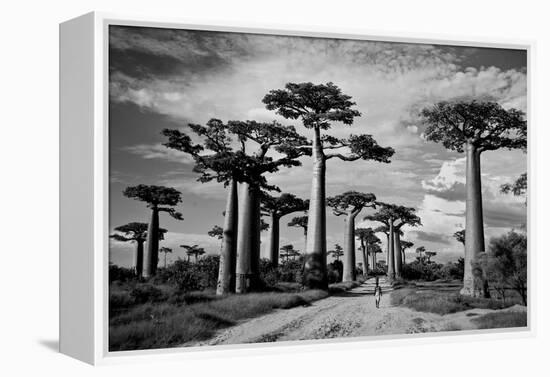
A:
[
  {"left": 343, "top": 212, "right": 358, "bottom": 282},
  {"left": 393, "top": 230, "right": 402, "bottom": 278},
  {"left": 217, "top": 179, "right": 239, "bottom": 295},
  {"left": 361, "top": 243, "right": 369, "bottom": 277},
  {"left": 462, "top": 143, "right": 485, "bottom": 296},
  {"left": 135, "top": 240, "right": 144, "bottom": 278},
  {"left": 268, "top": 213, "right": 280, "bottom": 266},
  {"left": 402, "top": 249, "right": 406, "bottom": 265},
  {"left": 387, "top": 222, "right": 396, "bottom": 280},
  {"left": 143, "top": 206, "right": 159, "bottom": 278},
  {"left": 236, "top": 183, "right": 261, "bottom": 293},
  {"left": 304, "top": 127, "right": 328, "bottom": 289}
]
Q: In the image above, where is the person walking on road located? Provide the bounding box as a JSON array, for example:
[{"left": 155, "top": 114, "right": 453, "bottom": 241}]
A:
[{"left": 374, "top": 277, "right": 382, "bottom": 309}]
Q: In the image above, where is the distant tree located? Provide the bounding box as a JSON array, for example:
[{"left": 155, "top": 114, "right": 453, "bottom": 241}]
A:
[
  {"left": 415, "top": 246, "right": 426, "bottom": 263},
  {"left": 264, "top": 82, "right": 394, "bottom": 289},
  {"left": 370, "top": 243, "right": 383, "bottom": 270},
  {"left": 364, "top": 203, "right": 410, "bottom": 279},
  {"left": 356, "top": 228, "right": 380, "bottom": 277},
  {"left": 181, "top": 244, "right": 206, "bottom": 263},
  {"left": 392, "top": 207, "right": 421, "bottom": 276},
  {"left": 159, "top": 247, "right": 172, "bottom": 268},
  {"left": 421, "top": 100, "right": 526, "bottom": 296},
  {"left": 500, "top": 173, "right": 527, "bottom": 197},
  {"left": 123, "top": 185, "right": 183, "bottom": 277},
  {"left": 261, "top": 193, "right": 308, "bottom": 266},
  {"left": 110, "top": 222, "right": 167, "bottom": 278},
  {"left": 280, "top": 244, "right": 300, "bottom": 262},
  {"left": 328, "top": 243, "right": 344, "bottom": 262},
  {"left": 453, "top": 229, "right": 466, "bottom": 245},
  {"left": 208, "top": 225, "right": 224, "bottom": 252},
  {"left": 400, "top": 240, "right": 414, "bottom": 265},
  {"left": 288, "top": 215, "right": 308, "bottom": 252},
  {"left": 425, "top": 251, "right": 437, "bottom": 263},
  {"left": 328, "top": 191, "right": 377, "bottom": 281}
]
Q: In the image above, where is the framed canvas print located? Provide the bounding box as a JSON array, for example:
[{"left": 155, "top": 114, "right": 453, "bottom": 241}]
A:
[{"left": 60, "top": 12, "right": 532, "bottom": 365}]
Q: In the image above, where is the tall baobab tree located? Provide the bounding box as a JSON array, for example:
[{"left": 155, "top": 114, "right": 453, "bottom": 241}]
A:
[
  {"left": 263, "top": 82, "right": 394, "bottom": 289},
  {"left": 288, "top": 215, "right": 308, "bottom": 252},
  {"left": 261, "top": 193, "right": 307, "bottom": 266},
  {"left": 421, "top": 100, "right": 526, "bottom": 296},
  {"left": 327, "top": 192, "right": 377, "bottom": 282},
  {"left": 163, "top": 120, "right": 242, "bottom": 295},
  {"left": 356, "top": 228, "right": 380, "bottom": 277},
  {"left": 400, "top": 240, "right": 414, "bottom": 265},
  {"left": 181, "top": 244, "right": 205, "bottom": 262},
  {"left": 123, "top": 185, "right": 183, "bottom": 278},
  {"left": 110, "top": 222, "right": 167, "bottom": 278},
  {"left": 392, "top": 207, "right": 421, "bottom": 276},
  {"left": 226, "top": 120, "right": 309, "bottom": 293},
  {"left": 164, "top": 120, "right": 307, "bottom": 294},
  {"left": 159, "top": 247, "right": 172, "bottom": 268}
]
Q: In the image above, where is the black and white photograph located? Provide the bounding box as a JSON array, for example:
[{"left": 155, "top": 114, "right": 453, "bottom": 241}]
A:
[{"left": 107, "top": 24, "right": 528, "bottom": 352}]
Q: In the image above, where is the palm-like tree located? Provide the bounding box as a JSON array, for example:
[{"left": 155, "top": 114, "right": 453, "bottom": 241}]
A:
[{"left": 328, "top": 244, "right": 344, "bottom": 261}]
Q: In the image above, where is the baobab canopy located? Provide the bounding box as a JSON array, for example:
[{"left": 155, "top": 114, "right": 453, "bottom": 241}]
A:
[
  {"left": 123, "top": 184, "right": 183, "bottom": 219},
  {"left": 421, "top": 100, "right": 527, "bottom": 153}
]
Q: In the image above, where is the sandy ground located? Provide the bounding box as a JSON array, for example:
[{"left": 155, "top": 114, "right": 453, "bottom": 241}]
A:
[{"left": 186, "top": 278, "right": 525, "bottom": 347}]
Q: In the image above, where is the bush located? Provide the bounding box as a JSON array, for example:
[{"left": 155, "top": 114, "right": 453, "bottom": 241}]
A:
[
  {"left": 471, "top": 311, "right": 527, "bottom": 329},
  {"left": 401, "top": 258, "right": 464, "bottom": 281},
  {"left": 154, "top": 256, "right": 220, "bottom": 292},
  {"left": 327, "top": 260, "right": 343, "bottom": 284},
  {"left": 109, "top": 263, "right": 136, "bottom": 283}
]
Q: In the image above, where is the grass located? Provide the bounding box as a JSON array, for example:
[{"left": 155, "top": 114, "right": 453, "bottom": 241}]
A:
[
  {"left": 471, "top": 312, "right": 527, "bottom": 329},
  {"left": 109, "top": 289, "right": 328, "bottom": 351},
  {"left": 328, "top": 280, "right": 362, "bottom": 294},
  {"left": 390, "top": 288, "right": 519, "bottom": 315}
]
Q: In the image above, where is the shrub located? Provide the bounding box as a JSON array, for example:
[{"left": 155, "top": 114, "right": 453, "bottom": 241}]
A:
[
  {"left": 154, "top": 256, "right": 220, "bottom": 292},
  {"left": 471, "top": 311, "right": 527, "bottom": 329},
  {"left": 327, "top": 260, "right": 343, "bottom": 284},
  {"left": 109, "top": 263, "right": 136, "bottom": 283}
]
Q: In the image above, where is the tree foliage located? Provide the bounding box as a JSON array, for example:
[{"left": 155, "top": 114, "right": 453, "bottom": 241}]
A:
[
  {"left": 207, "top": 225, "right": 224, "bottom": 240},
  {"left": 261, "top": 193, "right": 308, "bottom": 218},
  {"left": 355, "top": 228, "right": 381, "bottom": 248},
  {"left": 454, "top": 229, "right": 466, "bottom": 245},
  {"left": 110, "top": 222, "right": 167, "bottom": 242},
  {"left": 123, "top": 185, "right": 183, "bottom": 219},
  {"left": 421, "top": 101, "right": 527, "bottom": 153},
  {"left": 288, "top": 215, "right": 308, "bottom": 233},
  {"left": 501, "top": 173, "right": 527, "bottom": 196},
  {"left": 327, "top": 191, "right": 376, "bottom": 216},
  {"left": 328, "top": 244, "right": 344, "bottom": 260}
]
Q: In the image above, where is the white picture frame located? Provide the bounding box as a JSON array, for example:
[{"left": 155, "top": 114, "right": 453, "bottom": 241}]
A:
[{"left": 59, "top": 11, "right": 534, "bottom": 365}]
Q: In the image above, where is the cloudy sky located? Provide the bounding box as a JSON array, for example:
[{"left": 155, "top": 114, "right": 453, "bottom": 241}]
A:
[{"left": 108, "top": 25, "right": 527, "bottom": 267}]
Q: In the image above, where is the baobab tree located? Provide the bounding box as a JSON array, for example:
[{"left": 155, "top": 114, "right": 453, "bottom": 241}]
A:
[
  {"left": 163, "top": 120, "right": 242, "bottom": 295},
  {"left": 453, "top": 229, "right": 466, "bottom": 245},
  {"left": 110, "top": 222, "right": 167, "bottom": 278},
  {"left": 164, "top": 119, "right": 307, "bottom": 294},
  {"left": 421, "top": 100, "right": 526, "bottom": 296},
  {"left": 208, "top": 225, "right": 224, "bottom": 252},
  {"left": 123, "top": 185, "right": 183, "bottom": 278},
  {"left": 225, "top": 120, "right": 309, "bottom": 293},
  {"left": 425, "top": 251, "right": 437, "bottom": 263},
  {"left": 328, "top": 244, "right": 344, "bottom": 261},
  {"left": 263, "top": 82, "right": 394, "bottom": 289},
  {"left": 400, "top": 240, "right": 414, "bottom": 264},
  {"left": 392, "top": 206, "right": 421, "bottom": 276},
  {"left": 356, "top": 228, "right": 380, "bottom": 277},
  {"left": 181, "top": 244, "right": 205, "bottom": 262},
  {"left": 261, "top": 193, "right": 307, "bottom": 266},
  {"left": 327, "top": 192, "right": 376, "bottom": 282},
  {"left": 370, "top": 243, "right": 383, "bottom": 270},
  {"left": 416, "top": 246, "right": 426, "bottom": 263},
  {"left": 288, "top": 215, "right": 308, "bottom": 252},
  {"left": 159, "top": 247, "right": 172, "bottom": 268},
  {"left": 280, "top": 244, "right": 300, "bottom": 262},
  {"left": 364, "top": 203, "right": 407, "bottom": 280}
]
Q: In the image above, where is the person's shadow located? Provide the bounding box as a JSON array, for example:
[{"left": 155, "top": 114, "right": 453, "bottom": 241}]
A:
[{"left": 38, "top": 339, "right": 59, "bottom": 352}]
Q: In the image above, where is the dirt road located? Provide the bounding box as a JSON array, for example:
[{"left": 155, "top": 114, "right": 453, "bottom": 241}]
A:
[{"left": 187, "top": 278, "right": 523, "bottom": 346}]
